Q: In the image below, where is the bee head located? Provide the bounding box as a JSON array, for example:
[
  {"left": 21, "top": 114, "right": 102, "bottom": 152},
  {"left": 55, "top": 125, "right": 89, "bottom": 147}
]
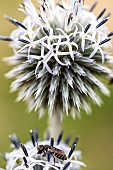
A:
[{"left": 37, "top": 145, "right": 44, "bottom": 154}]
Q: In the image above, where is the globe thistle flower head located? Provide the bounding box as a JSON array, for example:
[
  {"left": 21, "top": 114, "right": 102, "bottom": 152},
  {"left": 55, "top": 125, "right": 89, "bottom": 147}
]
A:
[
  {"left": 1, "top": 0, "right": 113, "bottom": 119},
  {"left": 0, "top": 129, "right": 86, "bottom": 170}
]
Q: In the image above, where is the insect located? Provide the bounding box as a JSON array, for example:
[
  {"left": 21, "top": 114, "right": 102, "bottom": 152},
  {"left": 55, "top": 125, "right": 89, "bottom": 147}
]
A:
[{"left": 37, "top": 144, "right": 67, "bottom": 164}]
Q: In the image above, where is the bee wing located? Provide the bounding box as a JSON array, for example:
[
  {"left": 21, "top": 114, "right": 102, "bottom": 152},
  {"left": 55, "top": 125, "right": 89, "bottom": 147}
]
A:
[{"left": 49, "top": 147, "right": 66, "bottom": 154}]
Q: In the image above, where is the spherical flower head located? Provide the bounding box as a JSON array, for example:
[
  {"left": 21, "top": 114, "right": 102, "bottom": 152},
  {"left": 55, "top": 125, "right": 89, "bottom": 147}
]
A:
[
  {"left": 1, "top": 0, "right": 113, "bottom": 119},
  {"left": 1, "top": 129, "right": 86, "bottom": 170}
]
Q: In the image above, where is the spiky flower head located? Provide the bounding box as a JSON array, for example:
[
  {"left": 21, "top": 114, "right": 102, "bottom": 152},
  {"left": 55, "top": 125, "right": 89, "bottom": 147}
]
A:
[
  {"left": 1, "top": 0, "right": 113, "bottom": 119},
  {"left": 0, "top": 129, "right": 86, "bottom": 170}
]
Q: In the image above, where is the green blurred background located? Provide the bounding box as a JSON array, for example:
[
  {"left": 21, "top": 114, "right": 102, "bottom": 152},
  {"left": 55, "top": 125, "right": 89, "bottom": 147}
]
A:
[{"left": 0, "top": 0, "right": 113, "bottom": 169}]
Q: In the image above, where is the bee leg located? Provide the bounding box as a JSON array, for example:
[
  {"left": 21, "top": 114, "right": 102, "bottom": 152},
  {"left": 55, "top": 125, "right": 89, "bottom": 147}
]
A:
[
  {"left": 51, "top": 153, "right": 55, "bottom": 166},
  {"left": 46, "top": 151, "right": 55, "bottom": 165},
  {"left": 42, "top": 152, "right": 46, "bottom": 157},
  {"left": 53, "top": 156, "right": 55, "bottom": 166},
  {"left": 42, "top": 150, "right": 47, "bottom": 157}
]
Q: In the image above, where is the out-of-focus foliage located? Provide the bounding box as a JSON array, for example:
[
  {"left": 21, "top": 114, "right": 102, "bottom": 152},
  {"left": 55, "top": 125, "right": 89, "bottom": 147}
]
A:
[{"left": 0, "top": 1, "right": 113, "bottom": 170}]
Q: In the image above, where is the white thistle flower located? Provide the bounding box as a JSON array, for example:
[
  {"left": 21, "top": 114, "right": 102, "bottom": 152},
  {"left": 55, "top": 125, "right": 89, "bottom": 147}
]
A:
[
  {"left": 0, "top": 129, "right": 86, "bottom": 170},
  {"left": 0, "top": 0, "right": 113, "bottom": 119}
]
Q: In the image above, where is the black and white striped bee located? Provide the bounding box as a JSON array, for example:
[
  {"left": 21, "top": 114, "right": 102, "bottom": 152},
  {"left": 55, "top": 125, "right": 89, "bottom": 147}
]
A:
[{"left": 37, "top": 144, "right": 67, "bottom": 163}]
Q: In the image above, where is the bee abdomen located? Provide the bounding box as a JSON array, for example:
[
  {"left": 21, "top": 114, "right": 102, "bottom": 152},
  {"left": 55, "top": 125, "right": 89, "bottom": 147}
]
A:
[{"left": 53, "top": 153, "right": 67, "bottom": 160}]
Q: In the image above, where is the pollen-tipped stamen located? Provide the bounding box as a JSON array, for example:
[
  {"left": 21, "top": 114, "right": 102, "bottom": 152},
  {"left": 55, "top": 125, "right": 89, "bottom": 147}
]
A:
[
  {"left": 9, "top": 134, "right": 20, "bottom": 149},
  {"left": 5, "top": 16, "right": 27, "bottom": 30},
  {"left": 23, "top": 157, "right": 29, "bottom": 168},
  {"left": 99, "top": 38, "right": 111, "bottom": 45},
  {"left": 57, "top": 131, "right": 64, "bottom": 145},
  {"left": 34, "top": 128, "right": 39, "bottom": 143},
  {"left": 84, "top": 24, "right": 91, "bottom": 33},
  {"left": 21, "top": 143, "right": 29, "bottom": 157},
  {"left": 19, "top": 39, "right": 30, "bottom": 44},
  {"left": 89, "top": 1, "right": 98, "bottom": 12},
  {"left": 97, "top": 8, "right": 106, "bottom": 20},
  {"left": 65, "top": 135, "right": 71, "bottom": 145},
  {"left": 96, "top": 17, "right": 109, "bottom": 28},
  {"left": 0, "top": 36, "right": 13, "bottom": 41},
  {"left": 71, "top": 137, "right": 79, "bottom": 147},
  {"left": 63, "top": 162, "right": 71, "bottom": 170},
  {"left": 30, "top": 130, "right": 36, "bottom": 146},
  {"left": 50, "top": 138, "right": 54, "bottom": 147},
  {"left": 68, "top": 144, "right": 76, "bottom": 159},
  {"left": 108, "top": 31, "right": 113, "bottom": 37}
]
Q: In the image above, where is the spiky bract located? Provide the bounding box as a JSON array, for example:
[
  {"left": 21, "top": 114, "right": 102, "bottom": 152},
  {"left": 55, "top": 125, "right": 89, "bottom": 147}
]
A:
[{"left": 2, "top": 0, "right": 113, "bottom": 119}]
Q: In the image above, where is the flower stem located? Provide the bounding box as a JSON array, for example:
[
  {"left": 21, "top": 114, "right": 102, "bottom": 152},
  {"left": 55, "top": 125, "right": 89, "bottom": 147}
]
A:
[{"left": 48, "top": 113, "right": 61, "bottom": 139}]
